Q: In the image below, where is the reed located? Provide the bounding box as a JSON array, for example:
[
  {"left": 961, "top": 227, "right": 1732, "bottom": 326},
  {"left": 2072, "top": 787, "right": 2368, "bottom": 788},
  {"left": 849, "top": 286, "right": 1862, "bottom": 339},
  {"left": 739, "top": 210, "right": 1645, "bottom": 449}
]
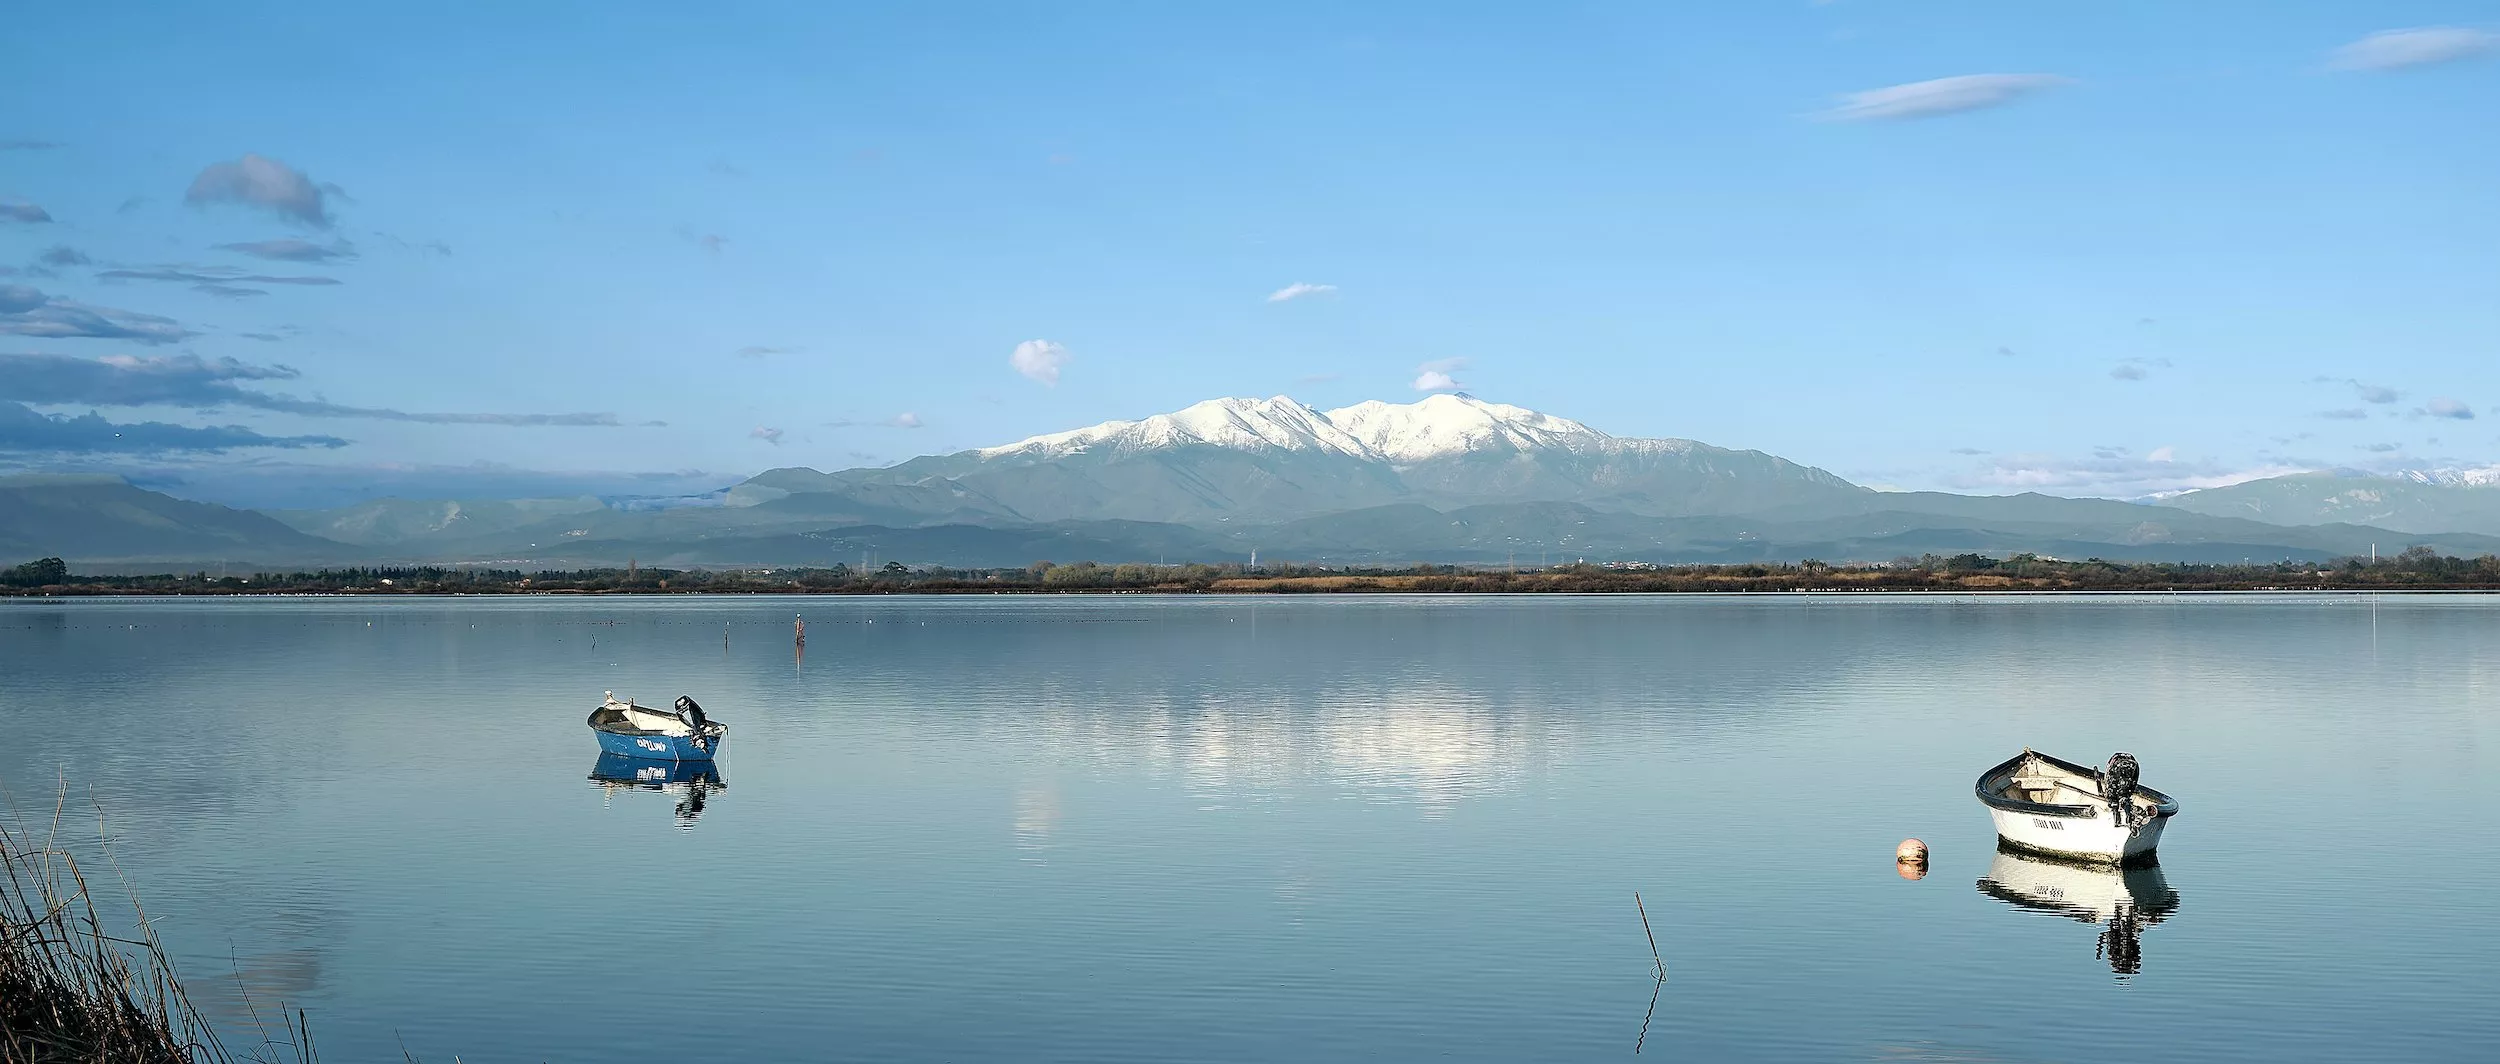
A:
[{"left": 1, "top": 795, "right": 315, "bottom": 1064}]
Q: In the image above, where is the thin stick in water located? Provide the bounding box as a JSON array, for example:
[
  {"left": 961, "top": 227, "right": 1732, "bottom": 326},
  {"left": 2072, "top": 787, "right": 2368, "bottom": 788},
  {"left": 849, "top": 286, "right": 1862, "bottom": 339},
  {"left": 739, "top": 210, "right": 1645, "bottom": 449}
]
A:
[{"left": 1635, "top": 891, "right": 1667, "bottom": 980}]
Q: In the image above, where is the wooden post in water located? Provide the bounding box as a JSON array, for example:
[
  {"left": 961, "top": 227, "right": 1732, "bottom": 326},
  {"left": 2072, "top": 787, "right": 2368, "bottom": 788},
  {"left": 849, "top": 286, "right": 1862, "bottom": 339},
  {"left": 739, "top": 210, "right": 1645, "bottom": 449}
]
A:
[{"left": 795, "top": 614, "right": 806, "bottom": 647}]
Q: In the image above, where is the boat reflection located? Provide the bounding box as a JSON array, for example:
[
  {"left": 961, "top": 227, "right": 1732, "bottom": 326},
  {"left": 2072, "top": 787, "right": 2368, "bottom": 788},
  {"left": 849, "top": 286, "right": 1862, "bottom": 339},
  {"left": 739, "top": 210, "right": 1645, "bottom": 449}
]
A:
[
  {"left": 1975, "top": 847, "right": 2180, "bottom": 976},
  {"left": 587, "top": 752, "right": 726, "bottom": 829}
]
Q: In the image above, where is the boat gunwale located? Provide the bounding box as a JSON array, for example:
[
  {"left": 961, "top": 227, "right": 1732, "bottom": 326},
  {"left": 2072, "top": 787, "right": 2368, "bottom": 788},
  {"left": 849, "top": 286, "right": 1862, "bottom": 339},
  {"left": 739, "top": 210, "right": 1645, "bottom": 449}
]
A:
[
  {"left": 1973, "top": 749, "right": 2180, "bottom": 821},
  {"left": 586, "top": 703, "right": 727, "bottom": 740}
]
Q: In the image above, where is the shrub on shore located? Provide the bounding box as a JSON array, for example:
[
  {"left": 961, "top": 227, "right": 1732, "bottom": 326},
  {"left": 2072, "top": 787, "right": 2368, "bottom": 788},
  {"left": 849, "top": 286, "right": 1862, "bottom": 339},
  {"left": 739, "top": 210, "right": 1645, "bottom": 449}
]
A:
[{"left": 1, "top": 806, "right": 314, "bottom": 1064}]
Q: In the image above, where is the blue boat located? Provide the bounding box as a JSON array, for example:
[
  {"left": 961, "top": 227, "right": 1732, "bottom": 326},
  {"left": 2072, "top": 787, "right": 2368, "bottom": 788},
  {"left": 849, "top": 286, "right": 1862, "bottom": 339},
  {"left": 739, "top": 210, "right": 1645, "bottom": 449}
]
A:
[{"left": 588, "top": 692, "right": 727, "bottom": 762}]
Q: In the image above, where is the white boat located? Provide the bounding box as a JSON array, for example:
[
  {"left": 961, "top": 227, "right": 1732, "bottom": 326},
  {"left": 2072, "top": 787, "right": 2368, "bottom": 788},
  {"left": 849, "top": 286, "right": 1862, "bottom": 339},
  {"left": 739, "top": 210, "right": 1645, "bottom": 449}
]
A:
[
  {"left": 1974, "top": 749, "right": 2178, "bottom": 867},
  {"left": 1976, "top": 849, "right": 2181, "bottom": 975}
]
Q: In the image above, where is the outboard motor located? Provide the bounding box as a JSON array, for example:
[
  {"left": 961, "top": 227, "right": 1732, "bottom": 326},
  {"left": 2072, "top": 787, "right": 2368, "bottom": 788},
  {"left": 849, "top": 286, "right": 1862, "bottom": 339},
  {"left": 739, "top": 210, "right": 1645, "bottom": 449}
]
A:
[
  {"left": 2101, "top": 752, "right": 2143, "bottom": 827},
  {"left": 673, "top": 695, "right": 715, "bottom": 752}
]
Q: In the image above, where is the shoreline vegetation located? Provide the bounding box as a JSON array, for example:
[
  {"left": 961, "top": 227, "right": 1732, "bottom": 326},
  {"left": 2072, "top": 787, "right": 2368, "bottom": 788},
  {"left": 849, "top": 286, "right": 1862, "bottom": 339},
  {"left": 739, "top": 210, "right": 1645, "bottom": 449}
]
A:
[
  {"left": 8, "top": 548, "right": 2500, "bottom": 596},
  {"left": 1, "top": 802, "right": 316, "bottom": 1064}
]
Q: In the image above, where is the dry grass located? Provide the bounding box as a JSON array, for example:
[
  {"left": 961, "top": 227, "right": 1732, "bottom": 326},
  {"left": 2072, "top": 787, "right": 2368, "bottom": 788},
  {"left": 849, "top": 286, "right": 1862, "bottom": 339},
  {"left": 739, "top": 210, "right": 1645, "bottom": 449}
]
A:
[{"left": 1, "top": 793, "right": 314, "bottom": 1064}]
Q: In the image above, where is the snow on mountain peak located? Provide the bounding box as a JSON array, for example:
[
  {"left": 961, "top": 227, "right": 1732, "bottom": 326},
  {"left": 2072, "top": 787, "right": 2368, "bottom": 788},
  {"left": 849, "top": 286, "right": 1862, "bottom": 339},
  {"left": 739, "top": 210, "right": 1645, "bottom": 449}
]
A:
[
  {"left": 2396, "top": 465, "right": 2500, "bottom": 488},
  {"left": 1321, "top": 393, "right": 1610, "bottom": 462},
  {"left": 976, "top": 395, "right": 1371, "bottom": 459},
  {"left": 975, "top": 393, "right": 1648, "bottom": 464}
]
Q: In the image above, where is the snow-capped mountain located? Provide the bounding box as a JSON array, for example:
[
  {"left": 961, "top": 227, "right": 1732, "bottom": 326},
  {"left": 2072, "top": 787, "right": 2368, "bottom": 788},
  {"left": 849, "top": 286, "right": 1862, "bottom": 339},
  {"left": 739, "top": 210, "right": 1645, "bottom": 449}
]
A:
[
  {"left": 2159, "top": 467, "right": 2500, "bottom": 536},
  {"left": 740, "top": 394, "right": 1866, "bottom": 525},
  {"left": 974, "top": 393, "right": 1665, "bottom": 465}
]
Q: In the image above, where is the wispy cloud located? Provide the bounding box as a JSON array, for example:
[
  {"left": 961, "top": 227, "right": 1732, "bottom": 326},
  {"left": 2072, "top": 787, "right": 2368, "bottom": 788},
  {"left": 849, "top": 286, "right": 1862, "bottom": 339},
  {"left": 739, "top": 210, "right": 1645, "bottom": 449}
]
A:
[
  {"left": 0, "top": 286, "right": 193, "bottom": 344},
  {"left": 2319, "top": 408, "right": 2368, "bottom": 420},
  {"left": 1, "top": 201, "right": 51, "bottom": 224},
  {"left": 2361, "top": 442, "right": 2402, "bottom": 453},
  {"left": 824, "top": 412, "right": 924, "bottom": 429},
  {"left": 1818, "top": 74, "right": 2070, "bottom": 121},
  {"left": 0, "top": 141, "right": 63, "bottom": 151},
  {"left": 2330, "top": 27, "right": 2499, "bottom": 71},
  {"left": 2349, "top": 380, "right": 2402, "bottom": 404},
  {"left": 1952, "top": 448, "right": 2307, "bottom": 498},
  {"left": 2421, "top": 397, "right": 2475, "bottom": 420},
  {"left": 2109, "top": 356, "right": 2170, "bottom": 381},
  {"left": 677, "top": 228, "right": 729, "bottom": 255},
  {"left": 98, "top": 266, "right": 341, "bottom": 287},
  {"left": 1267, "top": 282, "right": 1338, "bottom": 303},
  {"left": 0, "top": 351, "right": 628, "bottom": 425},
  {"left": 185, "top": 154, "right": 336, "bottom": 228},
  {"left": 36, "top": 246, "right": 90, "bottom": 268},
  {"left": 1412, "top": 356, "right": 1470, "bottom": 392},
  {"left": 1012, "top": 339, "right": 1069, "bottom": 386},
  {"left": 750, "top": 426, "right": 785, "bottom": 445},
  {"left": 194, "top": 284, "right": 267, "bottom": 300},
  {"left": 87, "top": 460, "right": 731, "bottom": 511},
  {"left": 734, "top": 345, "right": 800, "bottom": 358},
  {"left": 0, "top": 400, "right": 347, "bottom": 455},
  {"left": 216, "top": 238, "right": 356, "bottom": 262}
]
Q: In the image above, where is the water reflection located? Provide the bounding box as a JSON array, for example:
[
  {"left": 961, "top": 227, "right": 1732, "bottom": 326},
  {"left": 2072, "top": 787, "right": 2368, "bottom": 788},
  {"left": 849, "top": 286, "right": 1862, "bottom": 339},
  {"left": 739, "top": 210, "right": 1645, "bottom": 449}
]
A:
[
  {"left": 587, "top": 753, "right": 726, "bottom": 829},
  {"left": 1975, "top": 848, "right": 2181, "bottom": 976}
]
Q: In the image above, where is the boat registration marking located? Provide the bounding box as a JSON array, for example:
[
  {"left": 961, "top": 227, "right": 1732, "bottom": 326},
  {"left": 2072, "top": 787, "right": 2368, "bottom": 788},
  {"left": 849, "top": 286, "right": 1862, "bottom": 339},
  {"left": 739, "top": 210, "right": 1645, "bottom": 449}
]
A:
[{"left": 2029, "top": 817, "right": 2064, "bottom": 831}]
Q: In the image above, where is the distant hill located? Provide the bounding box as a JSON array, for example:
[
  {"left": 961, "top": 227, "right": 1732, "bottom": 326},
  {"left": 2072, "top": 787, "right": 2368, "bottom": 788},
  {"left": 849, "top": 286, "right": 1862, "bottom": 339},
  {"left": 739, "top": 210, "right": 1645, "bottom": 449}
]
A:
[
  {"left": 268, "top": 496, "right": 607, "bottom": 546},
  {"left": 2158, "top": 469, "right": 2500, "bottom": 536},
  {"left": 0, "top": 475, "right": 351, "bottom": 565}
]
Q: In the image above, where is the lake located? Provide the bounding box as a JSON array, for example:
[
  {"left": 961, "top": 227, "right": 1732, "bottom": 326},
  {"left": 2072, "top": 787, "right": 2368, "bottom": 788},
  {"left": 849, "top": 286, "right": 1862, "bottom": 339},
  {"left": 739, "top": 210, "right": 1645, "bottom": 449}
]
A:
[{"left": 3, "top": 594, "right": 2495, "bottom": 1062}]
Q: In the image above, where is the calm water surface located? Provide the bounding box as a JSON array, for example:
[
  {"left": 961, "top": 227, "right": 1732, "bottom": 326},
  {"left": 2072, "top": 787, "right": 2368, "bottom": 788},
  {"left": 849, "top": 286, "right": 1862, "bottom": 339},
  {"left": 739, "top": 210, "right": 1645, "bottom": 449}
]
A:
[{"left": 3, "top": 595, "right": 2495, "bottom": 1062}]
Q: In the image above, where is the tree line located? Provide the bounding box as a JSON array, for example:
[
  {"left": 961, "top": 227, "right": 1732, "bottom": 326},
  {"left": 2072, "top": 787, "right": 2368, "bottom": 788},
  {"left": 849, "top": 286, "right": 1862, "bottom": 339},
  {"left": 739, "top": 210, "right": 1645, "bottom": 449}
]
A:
[{"left": 8, "top": 548, "right": 2500, "bottom": 595}]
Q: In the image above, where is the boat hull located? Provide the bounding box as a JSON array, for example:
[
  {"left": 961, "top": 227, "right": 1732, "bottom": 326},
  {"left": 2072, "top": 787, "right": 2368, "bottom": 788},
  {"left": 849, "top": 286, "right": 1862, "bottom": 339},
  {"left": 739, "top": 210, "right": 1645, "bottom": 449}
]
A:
[
  {"left": 1988, "top": 803, "right": 2166, "bottom": 867},
  {"left": 593, "top": 727, "right": 724, "bottom": 762},
  {"left": 1975, "top": 750, "right": 2177, "bottom": 868}
]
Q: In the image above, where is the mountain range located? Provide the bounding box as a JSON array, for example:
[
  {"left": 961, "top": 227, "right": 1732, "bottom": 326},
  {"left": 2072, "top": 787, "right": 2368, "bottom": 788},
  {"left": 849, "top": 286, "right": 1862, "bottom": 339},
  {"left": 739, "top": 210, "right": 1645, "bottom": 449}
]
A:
[{"left": 9, "top": 394, "right": 2500, "bottom": 569}]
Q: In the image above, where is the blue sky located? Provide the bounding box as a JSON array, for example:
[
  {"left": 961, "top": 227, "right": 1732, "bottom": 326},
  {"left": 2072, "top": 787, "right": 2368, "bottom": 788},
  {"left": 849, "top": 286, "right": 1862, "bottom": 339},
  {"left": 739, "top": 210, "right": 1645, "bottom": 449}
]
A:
[{"left": 3, "top": 2, "right": 2494, "bottom": 507}]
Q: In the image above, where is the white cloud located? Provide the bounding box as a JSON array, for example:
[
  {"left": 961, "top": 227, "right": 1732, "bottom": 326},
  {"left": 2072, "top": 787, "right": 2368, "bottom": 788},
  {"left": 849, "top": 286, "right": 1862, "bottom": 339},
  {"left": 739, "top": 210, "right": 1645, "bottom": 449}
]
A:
[
  {"left": 889, "top": 412, "right": 923, "bottom": 428},
  {"left": 1411, "top": 357, "right": 1470, "bottom": 392},
  {"left": 1267, "top": 282, "right": 1339, "bottom": 303},
  {"left": 750, "top": 426, "right": 784, "bottom": 445},
  {"left": 2110, "top": 363, "right": 2148, "bottom": 381},
  {"left": 1953, "top": 449, "right": 2308, "bottom": 498},
  {"left": 2423, "top": 397, "right": 2476, "bottom": 420},
  {"left": 2330, "top": 27, "right": 2499, "bottom": 71},
  {"left": 1011, "top": 339, "right": 1069, "bottom": 386},
  {"left": 1818, "top": 74, "right": 2070, "bottom": 122}
]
